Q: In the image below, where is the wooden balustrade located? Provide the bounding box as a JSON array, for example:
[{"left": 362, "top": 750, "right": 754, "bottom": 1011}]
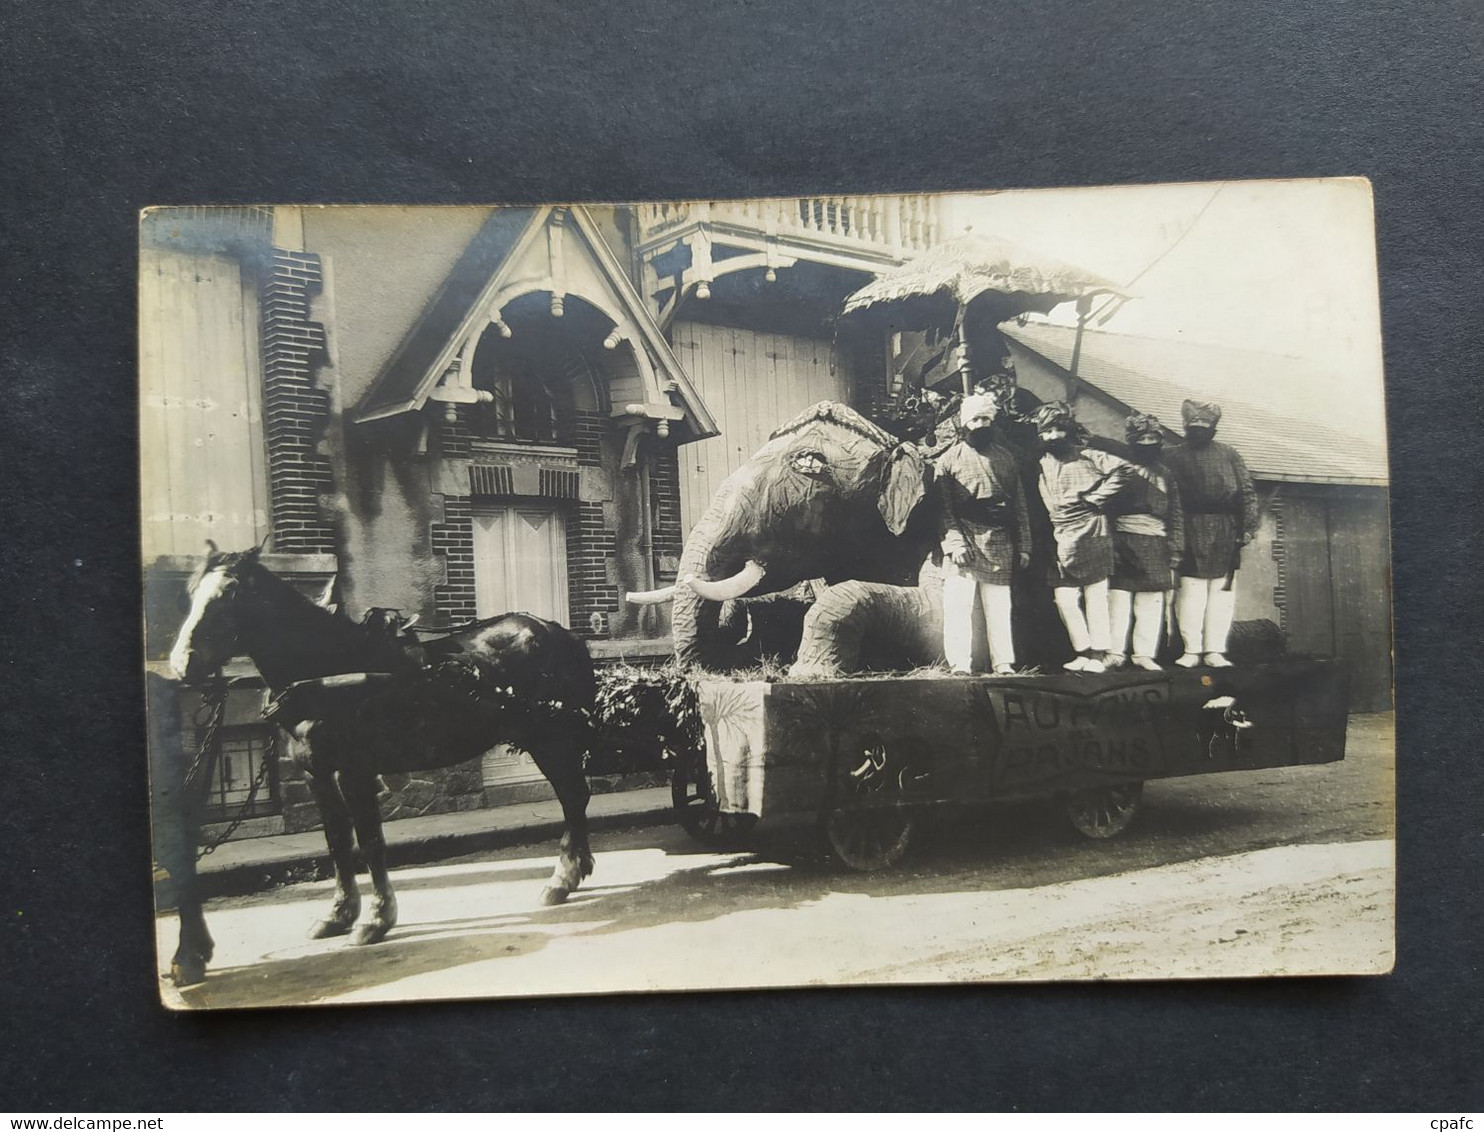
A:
[{"left": 636, "top": 193, "right": 942, "bottom": 255}]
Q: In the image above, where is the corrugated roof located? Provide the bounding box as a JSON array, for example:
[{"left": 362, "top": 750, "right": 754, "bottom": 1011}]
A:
[{"left": 1004, "top": 322, "right": 1389, "bottom": 484}]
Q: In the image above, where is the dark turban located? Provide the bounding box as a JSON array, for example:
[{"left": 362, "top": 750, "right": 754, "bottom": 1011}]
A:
[
  {"left": 1030, "top": 400, "right": 1088, "bottom": 441},
  {"left": 1125, "top": 411, "right": 1165, "bottom": 444},
  {"left": 1181, "top": 400, "right": 1222, "bottom": 428},
  {"left": 975, "top": 369, "right": 1019, "bottom": 414}
]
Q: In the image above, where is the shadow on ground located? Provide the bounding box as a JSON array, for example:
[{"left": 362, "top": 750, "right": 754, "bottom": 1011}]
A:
[{"left": 171, "top": 715, "right": 1394, "bottom": 1007}]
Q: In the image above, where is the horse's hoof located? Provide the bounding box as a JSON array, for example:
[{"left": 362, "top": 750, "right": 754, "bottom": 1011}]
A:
[
  {"left": 170, "top": 957, "right": 207, "bottom": 987},
  {"left": 539, "top": 884, "right": 570, "bottom": 906},
  {"left": 309, "top": 917, "right": 355, "bottom": 940},
  {"left": 352, "top": 921, "right": 392, "bottom": 946}
]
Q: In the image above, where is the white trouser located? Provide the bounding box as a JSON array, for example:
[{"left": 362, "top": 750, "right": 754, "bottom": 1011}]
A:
[
  {"left": 1176, "top": 575, "right": 1237, "bottom": 655},
  {"left": 942, "top": 566, "right": 1015, "bottom": 670},
  {"left": 1108, "top": 590, "right": 1166, "bottom": 659},
  {"left": 1053, "top": 580, "right": 1110, "bottom": 654}
]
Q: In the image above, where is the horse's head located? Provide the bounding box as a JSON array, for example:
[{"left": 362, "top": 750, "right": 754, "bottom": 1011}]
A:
[{"left": 169, "top": 543, "right": 264, "bottom": 683}]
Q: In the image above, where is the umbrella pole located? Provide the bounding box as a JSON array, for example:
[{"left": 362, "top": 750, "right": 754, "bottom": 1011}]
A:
[
  {"left": 1066, "top": 295, "right": 1093, "bottom": 401},
  {"left": 954, "top": 301, "right": 972, "bottom": 396}
]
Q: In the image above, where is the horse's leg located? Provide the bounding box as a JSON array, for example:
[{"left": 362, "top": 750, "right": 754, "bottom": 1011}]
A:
[
  {"left": 306, "top": 739, "right": 362, "bottom": 939},
  {"left": 530, "top": 724, "right": 593, "bottom": 906},
  {"left": 161, "top": 851, "right": 213, "bottom": 986},
  {"left": 171, "top": 880, "right": 215, "bottom": 986},
  {"left": 148, "top": 672, "right": 214, "bottom": 986},
  {"left": 339, "top": 770, "right": 397, "bottom": 946}
]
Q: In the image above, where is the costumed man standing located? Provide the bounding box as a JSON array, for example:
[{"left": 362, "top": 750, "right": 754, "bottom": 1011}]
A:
[
  {"left": 1105, "top": 412, "right": 1184, "bottom": 671},
  {"left": 936, "top": 392, "right": 1031, "bottom": 675},
  {"left": 1032, "top": 401, "right": 1135, "bottom": 673},
  {"left": 1165, "top": 399, "right": 1259, "bottom": 668}
]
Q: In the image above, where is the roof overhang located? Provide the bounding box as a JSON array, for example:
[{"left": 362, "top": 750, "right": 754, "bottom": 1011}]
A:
[{"left": 353, "top": 205, "right": 717, "bottom": 441}]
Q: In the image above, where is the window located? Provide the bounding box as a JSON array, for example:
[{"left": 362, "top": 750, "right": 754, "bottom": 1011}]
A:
[
  {"left": 472, "top": 359, "right": 561, "bottom": 443},
  {"left": 196, "top": 726, "right": 280, "bottom": 822}
]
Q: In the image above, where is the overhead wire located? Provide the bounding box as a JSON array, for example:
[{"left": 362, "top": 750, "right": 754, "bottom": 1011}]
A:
[{"left": 1091, "top": 183, "right": 1226, "bottom": 324}]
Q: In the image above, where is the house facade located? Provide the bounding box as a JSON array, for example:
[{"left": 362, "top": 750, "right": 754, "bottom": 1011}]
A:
[{"left": 141, "top": 197, "right": 942, "bottom": 834}]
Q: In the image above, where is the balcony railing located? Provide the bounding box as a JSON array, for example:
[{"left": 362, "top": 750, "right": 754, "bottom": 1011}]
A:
[{"left": 635, "top": 195, "right": 943, "bottom": 258}]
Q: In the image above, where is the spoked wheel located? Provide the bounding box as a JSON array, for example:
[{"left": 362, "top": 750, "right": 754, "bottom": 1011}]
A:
[
  {"left": 671, "top": 747, "right": 758, "bottom": 846},
  {"left": 824, "top": 807, "right": 917, "bottom": 871},
  {"left": 1065, "top": 781, "right": 1144, "bottom": 839}
]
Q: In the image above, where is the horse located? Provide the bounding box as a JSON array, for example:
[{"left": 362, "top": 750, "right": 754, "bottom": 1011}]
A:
[{"left": 164, "top": 544, "right": 597, "bottom": 982}]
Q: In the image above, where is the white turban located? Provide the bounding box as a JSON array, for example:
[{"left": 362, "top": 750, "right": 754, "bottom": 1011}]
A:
[{"left": 959, "top": 394, "right": 999, "bottom": 428}]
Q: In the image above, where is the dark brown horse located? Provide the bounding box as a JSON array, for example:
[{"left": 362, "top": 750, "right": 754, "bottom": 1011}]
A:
[{"left": 165, "top": 546, "right": 596, "bottom": 983}]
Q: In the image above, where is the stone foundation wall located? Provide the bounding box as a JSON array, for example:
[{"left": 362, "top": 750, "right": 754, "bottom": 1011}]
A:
[
  {"left": 378, "top": 759, "right": 487, "bottom": 820},
  {"left": 278, "top": 746, "right": 489, "bottom": 834}
]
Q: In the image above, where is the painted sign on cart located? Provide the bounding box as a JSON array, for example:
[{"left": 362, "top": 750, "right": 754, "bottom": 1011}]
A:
[
  {"left": 981, "top": 679, "right": 1170, "bottom": 791},
  {"left": 696, "top": 659, "right": 1347, "bottom": 819}
]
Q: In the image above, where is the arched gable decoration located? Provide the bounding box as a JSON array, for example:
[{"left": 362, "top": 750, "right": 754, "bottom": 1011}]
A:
[{"left": 352, "top": 206, "right": 717, "bottom": 442}]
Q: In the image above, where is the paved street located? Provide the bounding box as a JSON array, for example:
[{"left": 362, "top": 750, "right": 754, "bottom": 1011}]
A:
[{"left": 159, "top": 714, "right": 1394, "bottom": 1009}]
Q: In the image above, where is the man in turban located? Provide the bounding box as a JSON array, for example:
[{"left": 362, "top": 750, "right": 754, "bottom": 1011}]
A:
[
  {"left": 1165, "top": 400, "right": 1259, "bottom": 668},
  {"left": 1031, "top": 401, "right": 1135, "bottom": 673},
  {"left": 1105, "top": 412, "right": 1184, "bottom": 671},
  {"left": 935, "top": 392, "right": 1031, "bottom": 674}
]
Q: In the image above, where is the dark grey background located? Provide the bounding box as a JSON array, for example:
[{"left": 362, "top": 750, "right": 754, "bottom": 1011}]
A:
[{"left": 2, "top": 0, "right": 1479, "bottom": 1111}]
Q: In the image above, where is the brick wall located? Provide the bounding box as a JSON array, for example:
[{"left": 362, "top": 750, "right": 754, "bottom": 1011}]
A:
[
  {"left": 648, "top": 438, "right": 684, "bottom": 573},
  {"left": 437, "top": 404, "right": 473, "bottom": 460},
  {"left": 432, "top": 494, "right": 477, "bottom": 621},
  {"left": 423, "top": 405, "right": 636, "bottom": 640},
  {"left": 567, "top": 408, "right": 614, "bottom": 637},
  {"left": 571, "top": 408, "right": 604, "bottom": 468},
  {"left": 261, "top": 249, "right": 336, "bottom": 553},
  {"left": 569, "top": 500, "right": 618, "bottom": 639}
]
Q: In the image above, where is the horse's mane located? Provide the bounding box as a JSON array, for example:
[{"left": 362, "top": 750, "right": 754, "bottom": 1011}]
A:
[{"left": 197, "top": 549, "right": 413, "bottom": 681}]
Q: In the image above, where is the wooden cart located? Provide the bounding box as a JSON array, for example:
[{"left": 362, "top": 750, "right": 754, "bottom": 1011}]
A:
[{"left": 672, "top": 658, "right": 1349, "bottom": 870}]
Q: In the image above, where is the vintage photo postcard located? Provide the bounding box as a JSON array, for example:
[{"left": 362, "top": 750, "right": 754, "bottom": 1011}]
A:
[{"left": 142, "top": 179, "right": 1393, "bottom": 1009}]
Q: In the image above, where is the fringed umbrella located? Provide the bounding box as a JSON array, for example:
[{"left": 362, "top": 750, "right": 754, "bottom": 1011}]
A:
[{"left": 841, "top": 233, "right": 1127, "bottom": 394}]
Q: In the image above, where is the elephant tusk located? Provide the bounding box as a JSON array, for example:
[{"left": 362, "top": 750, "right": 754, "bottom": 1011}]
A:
[
  {"left": 625, "top": 585, "right": 678, "bottom": 605},
  {"left": 684, "top": 559, "right": 767, "bottom": 602}
]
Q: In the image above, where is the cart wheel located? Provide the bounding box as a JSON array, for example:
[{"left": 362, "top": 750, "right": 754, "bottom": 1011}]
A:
[
  {"left": 825, "top": 807, "right": 916, "bottom": 871},
  {"left": 671, "top": 748, "right": 757, "bottom": 846},
  {"left": 1065, "top": 782, "right": 1144, "bottom": 839}
]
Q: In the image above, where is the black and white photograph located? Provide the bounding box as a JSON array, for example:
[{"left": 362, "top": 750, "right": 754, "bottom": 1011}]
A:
[{"left": 141, "top": 179, "right": 1393, "bottom": 1010}]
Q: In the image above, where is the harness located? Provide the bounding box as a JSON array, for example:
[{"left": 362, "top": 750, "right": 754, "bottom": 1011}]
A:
[{"left": 183, "top": 675, "right": 271, "bottom": 859}]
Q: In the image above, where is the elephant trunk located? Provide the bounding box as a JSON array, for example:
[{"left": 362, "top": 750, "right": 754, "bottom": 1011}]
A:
[{"left": 667, "top": 485, "right": 758, "bottom": 670}]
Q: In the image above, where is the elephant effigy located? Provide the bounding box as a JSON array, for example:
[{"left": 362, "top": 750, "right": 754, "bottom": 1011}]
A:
[
  {"left": 786, "top": 561, "right": 945, "bottom": 678},
  {"left": 628, "top": 401, "right": 949, "bottom": 676}
]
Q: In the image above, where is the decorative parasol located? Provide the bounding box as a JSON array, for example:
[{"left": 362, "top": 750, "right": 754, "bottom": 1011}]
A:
[{"left": 840, "top": 233, "right": 1128, "bottom": 394}]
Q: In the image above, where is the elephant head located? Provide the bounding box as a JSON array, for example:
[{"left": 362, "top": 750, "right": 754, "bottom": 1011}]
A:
[{"left": 628, "top": 402, "right": 929, "bottom": 669}]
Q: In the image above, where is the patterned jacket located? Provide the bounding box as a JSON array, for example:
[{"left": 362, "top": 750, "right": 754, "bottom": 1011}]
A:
[
  {"left": 1165, "top": 439, "right": 1259, "bottom": 578},
  {"left": 934, "top": 439, "right": 1031, "bottom": 583}
]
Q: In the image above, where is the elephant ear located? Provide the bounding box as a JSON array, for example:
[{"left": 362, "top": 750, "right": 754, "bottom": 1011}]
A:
[{"left": 878, "top": 444, "right": 927, "bottom": 535}]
